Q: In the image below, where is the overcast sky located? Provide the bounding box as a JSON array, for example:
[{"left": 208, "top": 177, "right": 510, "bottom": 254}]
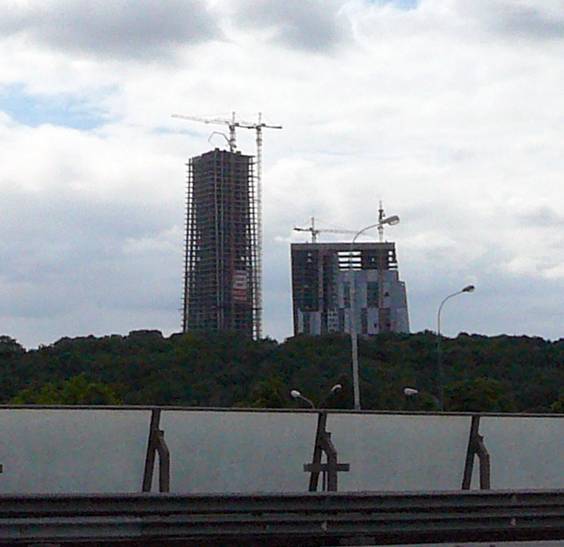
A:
[{"left": 1, "top": 0, "right": 563, "bottom": 348}]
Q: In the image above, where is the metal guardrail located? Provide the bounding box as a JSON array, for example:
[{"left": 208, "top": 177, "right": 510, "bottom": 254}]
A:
[
  {"left": 0, "top": 489, "right": 562, "bottom": 546},
  {"left": 1, "top": 404, "right": 563, "bottom": 418}
]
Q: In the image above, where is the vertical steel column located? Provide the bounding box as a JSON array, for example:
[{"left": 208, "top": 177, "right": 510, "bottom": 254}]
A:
[
  {"left": 462, "top": 415, "right": 491, "bottom": 490},
  {"left": 304, "top": 412, "right": 350, "bottom": 492},
  {"left": 142, "top": 409, "right": 170, "bottom": 493}
]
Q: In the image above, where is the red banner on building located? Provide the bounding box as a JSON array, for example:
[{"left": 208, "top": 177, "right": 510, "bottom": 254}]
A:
[{"left": 233, "top": 270, "right": 248, "bottom": 303}]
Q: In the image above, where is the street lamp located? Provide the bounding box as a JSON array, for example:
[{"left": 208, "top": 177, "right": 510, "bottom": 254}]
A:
[
  {"left": 403, "top": 386, "right": 419, "bottom": 411},
  {"left": 349, "top": 206, "right": 400, "bottom": 410},
  {"left": 290, "top": 389, "right": 315, "bottom": 409},
  {"left": 436, "top": 284, "right": 475, "bottom": 410},
  {"left": 290, "top": 384, "right": 343, "bottom": 409},
  {"left": 403, "top": 386, "right": 441, "bottom": 410}
]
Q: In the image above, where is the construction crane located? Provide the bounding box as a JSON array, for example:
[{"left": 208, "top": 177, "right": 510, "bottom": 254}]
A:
[
  {"left": 172, "top": 111, "right": 282, "bottom": 339},
  {"left": 376, "top": 201, "right": 399, "bottom": 242},
  {"left": 171, "top": 112, "right": 240, "bottom": 152},
  {"left": 294, "top": 204, "right": 399, "bottom": 243},
  {"left": 294, "top": 217, "right": 360, "bottom": 243},
  {"left": 238, "top": 113, "right": 282, "bottom": 337}
]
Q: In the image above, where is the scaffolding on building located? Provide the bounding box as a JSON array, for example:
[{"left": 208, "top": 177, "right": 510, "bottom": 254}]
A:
[
  {"left": 183, "top": 149, "right": 260, "bottom": 338},
  {"left": 174, "top": 112, "right": 281, "bottom": 339}
]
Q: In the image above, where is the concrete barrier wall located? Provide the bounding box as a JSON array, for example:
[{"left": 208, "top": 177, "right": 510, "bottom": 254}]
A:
[
  {"left": 0, "top": 408, "right": 562, "bottom": 494},
  {"left": 0, "top": 409, "right": 150, "bottom": 493},
  {"left": 327, "top": 414, "right": 471, "bottom": 491},
  {"left": 161, "top": 410, "right": 318, "bottom": 493},
  {"left": 480, "top": 415, "right": 564, "bottom": 489}
]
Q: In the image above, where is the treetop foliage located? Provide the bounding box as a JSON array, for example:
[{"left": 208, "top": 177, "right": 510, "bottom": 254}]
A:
[{"left": 0, "top": 330, "right": 562, "bottom": 412}]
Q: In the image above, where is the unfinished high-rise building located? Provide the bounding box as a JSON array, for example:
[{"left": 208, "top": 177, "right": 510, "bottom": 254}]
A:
[
  {"left": 291, "top": 242, "right": 409, "bottom": 336},
  {"left": 183, "top": 148, "right": 260, "bottom": 338}
]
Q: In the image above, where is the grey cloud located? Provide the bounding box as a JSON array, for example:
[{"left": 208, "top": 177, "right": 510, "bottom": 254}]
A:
[
  {"left": 230, "top": 0, "right": 349, "bottom": 51},
  {"left": 0, "top": 0, "right": 220, "bottom": 60},
  {"left": 459, "top": 1, "right": 564, "bottom": 41},
  {"left": 0, "top": 189, "right": 182, "bottom": 328},
  {"left": 496, "top": 5, "right": 564, "bottom": 40},
  {"left": 403, "top": 248, "right": 564, "bottom": 341},
  {"left": 519, "top": 206, "right": 564, "bottom": 227}
]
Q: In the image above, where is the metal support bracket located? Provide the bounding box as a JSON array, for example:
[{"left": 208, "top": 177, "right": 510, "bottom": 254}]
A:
[
  {"left": 304, "top": 411, "right": 350, "bottom": 492},
  {"left": 462, "top": 415, "right": 491, "bottom": 490},
  {"left": 142, "top": 409, "right": 170, "bottom": 492}
]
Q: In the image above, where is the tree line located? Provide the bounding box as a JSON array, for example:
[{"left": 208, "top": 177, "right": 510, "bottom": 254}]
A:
[{"left": 0, "top": 331, "right": 562, "bottom": 412}]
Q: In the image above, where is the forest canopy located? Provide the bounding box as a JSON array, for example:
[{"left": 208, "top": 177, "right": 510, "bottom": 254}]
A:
[{"left": 0, "top": 330, "right": 562, "bottom": 412}]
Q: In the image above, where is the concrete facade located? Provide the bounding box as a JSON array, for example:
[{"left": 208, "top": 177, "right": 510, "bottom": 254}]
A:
[{"left": 291, "top": 242, "right": 409, "bottom": 336}]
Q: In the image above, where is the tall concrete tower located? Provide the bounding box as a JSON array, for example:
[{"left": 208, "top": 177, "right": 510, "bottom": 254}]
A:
[{"left": 183, "top": 148, "right": 260, "bottom": 338}]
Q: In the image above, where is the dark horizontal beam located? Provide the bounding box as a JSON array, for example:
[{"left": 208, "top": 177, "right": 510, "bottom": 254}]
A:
[
  {"left": 0, "top": 404, "right": 562, "bottom": 419},
  {"left": 0, "top": 490, "right": 562, "bottom": 546}
]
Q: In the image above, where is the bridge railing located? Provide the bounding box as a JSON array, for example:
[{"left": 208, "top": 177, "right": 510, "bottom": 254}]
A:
[{"left": 0, "top": 406, "right": 562, "bottom": 494}]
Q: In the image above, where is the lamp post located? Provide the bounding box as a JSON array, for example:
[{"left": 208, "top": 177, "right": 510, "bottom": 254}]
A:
[
  {"left": 290, "top": 384, "right": 343, "bottom": 409},
  {"left": 436, "top": 284, "right": 475, "bottom": 410},
  {"left": 349, "top": 208, "right": 400, "bottom": 410}
]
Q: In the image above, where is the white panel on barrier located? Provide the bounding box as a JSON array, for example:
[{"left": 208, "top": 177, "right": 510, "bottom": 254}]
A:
[
  {"left": 326, "top": 413, "right": 472, "bottom": 491},
  {"left": 480, "top": 416, "right": 564, "bottom": 489},
  {"left": 160, "top": 410, "right": 318, "bottom": 493},
  {"left": 0, "top": 409, "right": 151, "bottom": 493}
]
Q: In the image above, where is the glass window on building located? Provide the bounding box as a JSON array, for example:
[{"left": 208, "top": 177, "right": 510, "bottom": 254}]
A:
[
  {"left": 361, "top": 308, "right": 368, "bottom": 335},
  {"left": 342, "top": 282, "right": 350, "bottom": 307},
  {"left": 367, "top": 281, "right": 379, "bottom": 307},
  {"left": 338, "top": 309, "right": 345, "bottom": 332},
  {"left": 303, "top": 313, "right": 311, "bottom": 335}
]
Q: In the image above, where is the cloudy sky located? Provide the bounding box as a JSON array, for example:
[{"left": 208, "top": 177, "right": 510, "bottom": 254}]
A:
[{"left": 1, "top": 0, "right": 563, "bottom": 348}]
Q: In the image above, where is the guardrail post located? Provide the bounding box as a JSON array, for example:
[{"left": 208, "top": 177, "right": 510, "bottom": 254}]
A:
[
  {"left": 304, "top": 411, "right": 350, "bottom": 492},
  {"left": 462, "top": 415, "right": 491, "bottom": 490},
  {"left": 142, "top": 409, "right": 170, "bottom": 493}
]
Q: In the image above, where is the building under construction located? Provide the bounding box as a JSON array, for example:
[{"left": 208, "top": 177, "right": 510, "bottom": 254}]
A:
[
  {"left": 291, "top": 242, "right": 409, "bottom": 336},
  {"left": 183, "top": 148, "right": 260, "bottom": 338}
]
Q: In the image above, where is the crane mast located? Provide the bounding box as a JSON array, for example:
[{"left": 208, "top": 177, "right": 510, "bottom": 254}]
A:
[{"left": 238, "top": 113, "right": 282, "bottom": 338}]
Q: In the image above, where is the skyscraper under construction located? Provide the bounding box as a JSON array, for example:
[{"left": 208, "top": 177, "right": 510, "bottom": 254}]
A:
[
  {"left": 291, "top": 241, "right": 409, "bottom": 336},
  {"left": 183, "top": 148, "right": 260, "bottom": 338}
]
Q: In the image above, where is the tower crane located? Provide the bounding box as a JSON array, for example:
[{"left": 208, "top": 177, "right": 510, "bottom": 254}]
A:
[
  {"left": 376, "top": 201, "right": 399, "bottom": 242},
  {"left": 294, "top": 204, "right": 399, "bottom": 243},
  {"left": 237, "top": 113, "right": 282, "bottom": 338},
  {"left": 171, "top": 112, "right": 241, "bottom": 152},
  {"left": 294, "top": 217, "right": 360, "bottom": 243}
]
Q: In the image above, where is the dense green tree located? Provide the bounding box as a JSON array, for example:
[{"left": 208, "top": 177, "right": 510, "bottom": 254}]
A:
[
  {"left": 10, "top": 374, "right": 122, "bottom": 405},
  {"left": 550, "top": 394, "right": 564, "bottom": 413},
  {"left": 0, "top": 330, "right": 561, "bottom": 412},
  {"left": 445, "top": 377, "right": 516, "bottom": 412},
  {"left": 240, "top": 376, "right": 290, "bottom": 409},
  {"left": 0, "top": 335, "right": 25, "bottom": 357}
]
